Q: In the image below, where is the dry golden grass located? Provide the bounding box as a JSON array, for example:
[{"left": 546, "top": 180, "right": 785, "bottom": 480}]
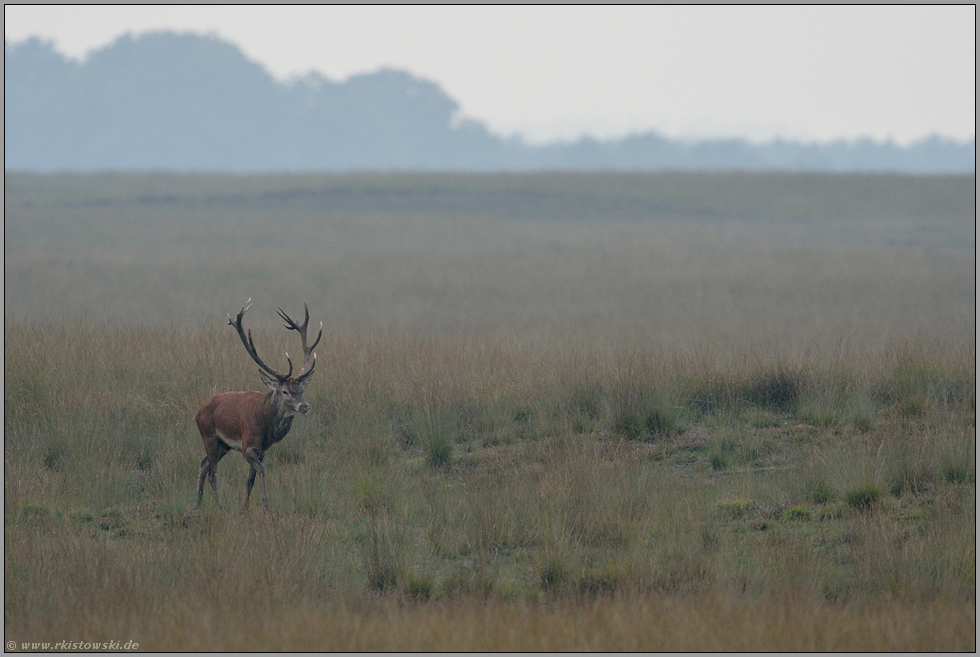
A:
[
  {"left": 8, "top": 593, "right": 975, "bottom": 652},
  {"left": 4, "top": 172, "right": 975, "bottom": 650},
  {"left": 4, "top": 322, "right": 975, "bottom": 650}
]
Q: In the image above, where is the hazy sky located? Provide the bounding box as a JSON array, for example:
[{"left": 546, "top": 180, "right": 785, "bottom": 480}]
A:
[{"left": 5, "top": 5, "right": 975, "bottom": 145}]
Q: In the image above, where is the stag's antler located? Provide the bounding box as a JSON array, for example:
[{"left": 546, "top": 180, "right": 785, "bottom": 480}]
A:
[
  {"left": 277, "top": 302, "right": 322, "bottom": 381},
  {"left": 228, "top": 299, "right": 292, "bottom": 381}
]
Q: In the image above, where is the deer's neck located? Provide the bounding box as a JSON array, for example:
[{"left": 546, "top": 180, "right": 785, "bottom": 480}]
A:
[
  {"left": 262, "top": 391, "right": 295, "bottom": 447},
  {"left": 271, "top": 413, "right": 294, "bottom": 445}
]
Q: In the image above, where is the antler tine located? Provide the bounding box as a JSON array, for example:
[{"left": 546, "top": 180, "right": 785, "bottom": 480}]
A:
[
  {"left": 277, "top": 302, "right": 322, "bottom": 376},
  {"left": 228, "top": 299, "right": 288, "bottom": 381},
  {"left": 303, "top": 352, "right": 317, "bottom": 380}
]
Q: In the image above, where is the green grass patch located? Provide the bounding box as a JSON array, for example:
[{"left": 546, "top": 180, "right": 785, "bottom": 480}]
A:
[{"left": 843, "top": 485, "right": 883, "bottom": 510}]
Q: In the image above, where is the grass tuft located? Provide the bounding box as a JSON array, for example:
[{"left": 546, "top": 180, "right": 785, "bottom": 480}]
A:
[
  {"left": 539, "top": 556, "right": 573, "bottom": 592},
  {"left": 739, "top": 366, "right": 804, "bottom": 412},
  {"left": 843, "top": 485, "right": 883, "bottom": 510}
]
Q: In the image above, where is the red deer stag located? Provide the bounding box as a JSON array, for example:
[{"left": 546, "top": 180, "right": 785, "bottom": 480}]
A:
[{"left": 195, "top": 299, "right": 321, "bottom": 509}]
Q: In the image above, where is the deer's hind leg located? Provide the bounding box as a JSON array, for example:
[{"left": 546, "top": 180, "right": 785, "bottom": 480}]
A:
[
  {"left": 196, "top": 437, "right": 228, "bottom": 509},
  {"left": 196, "top": 456, "right": 210, "bottom": 508}
]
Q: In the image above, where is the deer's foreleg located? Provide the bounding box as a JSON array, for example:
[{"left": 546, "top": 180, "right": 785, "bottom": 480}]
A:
[
  {"left": 244, "top": 466, "right": 257, "bottom": 508},
  {"left": 244, "top": 447, "right": 268, "bottom": 508}
]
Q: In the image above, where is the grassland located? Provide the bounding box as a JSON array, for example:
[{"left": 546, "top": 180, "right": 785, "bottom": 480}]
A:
[{"left": 4, "top": 172, "right": 976, "bottom": 650}]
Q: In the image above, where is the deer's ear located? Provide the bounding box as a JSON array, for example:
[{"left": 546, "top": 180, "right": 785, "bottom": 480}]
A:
[
  {"left": 299, "top": 371, "right": 315, "bottom": 388},
  {"left": 259, "top": 371, "right": 279, "bottom": 391}
]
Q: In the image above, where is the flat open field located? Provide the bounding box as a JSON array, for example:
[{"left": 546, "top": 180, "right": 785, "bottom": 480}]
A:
[{"left": 4, "top": 172, "right": 976, "bottom": 650}]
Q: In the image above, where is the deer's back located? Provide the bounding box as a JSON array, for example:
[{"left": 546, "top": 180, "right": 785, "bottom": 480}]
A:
[{"left": 196, "top": 390, "right": 270, "bottom": 439}]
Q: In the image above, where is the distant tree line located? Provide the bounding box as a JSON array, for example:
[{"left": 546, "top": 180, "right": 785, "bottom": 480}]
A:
[{"left": 4, "top": 32, "right": 974, "bottom": 173}]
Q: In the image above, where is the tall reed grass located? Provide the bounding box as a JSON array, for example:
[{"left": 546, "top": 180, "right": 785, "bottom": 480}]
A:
[{"left": 4, "top": 319, "right": 974, "bottom": 649}]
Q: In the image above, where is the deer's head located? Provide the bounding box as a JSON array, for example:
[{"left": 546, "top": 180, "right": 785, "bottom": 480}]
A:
[{"left": 229, "top": 299, "right": 321, "bottom": 417}]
